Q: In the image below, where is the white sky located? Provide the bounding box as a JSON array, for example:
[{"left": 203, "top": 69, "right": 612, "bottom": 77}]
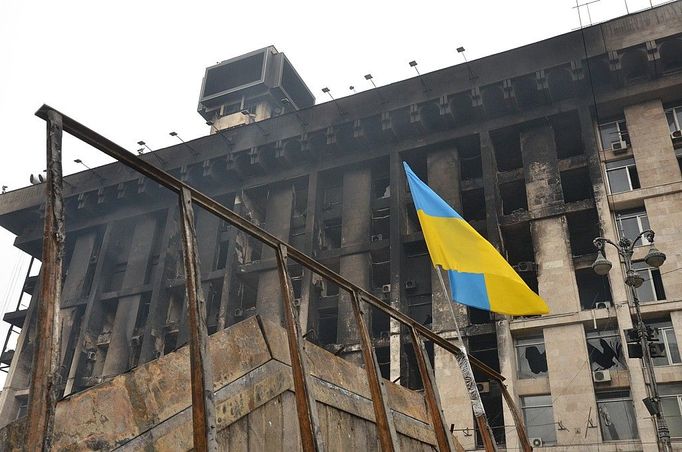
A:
[{"left": 0, "top": 0, "right": 667, "bottom": 380}]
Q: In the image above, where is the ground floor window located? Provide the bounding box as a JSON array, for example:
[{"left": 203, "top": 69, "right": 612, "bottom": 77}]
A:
[
  {"left": 521, "top": 395, "right": 556, "bottom": 445},
  {"left": 660, "top": 383, "right": 682, "bottom": 438},
  {"left": 596, "top": 391, "right": 638, "bottom": 441}
]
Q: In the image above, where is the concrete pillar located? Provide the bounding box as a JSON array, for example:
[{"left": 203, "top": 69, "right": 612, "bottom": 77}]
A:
[
  {"left": 388, "top": 153, "right": 403, "bottom": 383},
  {"left": 544, "top": 324, "right": 600, "bottom": 446},
  {"left": 337, "top": 166, "right": 371, "bottom": 365},
  {"left": 496, "top": 319, "right": 519, "bottom": 451},
  {"left": 256, "top": 184, "right": 294, "bottom": 323},
  {"left": 579, "top": 107, "right": 657, "bottom": 447},
  {"left": 101, "top": 215, "right": 157, "bottom": 378},
  {"left": 625, "top": 100, "right": 681, "bottom": 188}
]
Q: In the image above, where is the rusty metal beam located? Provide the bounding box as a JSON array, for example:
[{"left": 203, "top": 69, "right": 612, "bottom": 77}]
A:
[
  {"left": 498, "top": 381, "right": 532, "bottom": 452},
  {"left": 350, "top": 291, "right": 399, "bottom": 451},
  {"left": 33, "top": 105, "right": 504, "bottom": 384},
  {"left": 408, "top": 327, "right": 455, "bottom": 452},
  {"left": 26, "top": 109, "right": 65, "bottom": 451},
  {"left": 178, "top": 187, "right": 218, "bottom": 452},
  {"left": 275, "top": 244, "right": 324, "bottom": 452}
]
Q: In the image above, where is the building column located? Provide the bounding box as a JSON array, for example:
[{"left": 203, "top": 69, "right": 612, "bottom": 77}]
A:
[
  {"left": 101, "top": 215, "right": 157, "bottom": 378},
  {"left": 522, "top": 122, "right": 599, "bottom": 446},
  {"left": 579, "top": 107, "right": 657, "bottom": 447},
  {"left": 256, "top": 184, "right": 294, "bottom": 323},
  {"left": 337, "top": 166, "right": 372, "bottom": 365}
]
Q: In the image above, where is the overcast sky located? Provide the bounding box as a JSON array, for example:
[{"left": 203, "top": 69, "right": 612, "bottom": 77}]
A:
[{"left": 0, "top": 0, "right": 668, "bottom": 379}]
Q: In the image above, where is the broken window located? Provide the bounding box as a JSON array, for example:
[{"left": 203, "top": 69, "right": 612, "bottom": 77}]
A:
[
  {"left": 586, "top": 329, "right": 625, "bottom": 371},
  {"left": 596, "top": 391, "right": 638, "bottom": 441},
  {"left": 605, "top": 158, "right": 640, "bottom": 194},
  {"left": 458, "top": 135, "right": 483, "bottom": 180},
  {"left": 566, "top": 209, "right": 600, "bottom": 257},
  {"left": 633, "top": 261, "right": 666, "bottom": 302},
  {"left": 560, "top": 167, "right": 593, "bottom": 203},
  {"left": 598, "top": 120, "right": 630, "bottom": 150},
  {"left": 322, "top": 184, "right": 342, "bottom": 210},
  {"left": 576, "top": 268, "right": 612, "bottom": 310},
  {"left": 659, "top": 384, "right": 682, "bottom": 438},
  {"left": 500, "top": 180, "right": 527, "bottom": 215},
  {"left": 615, "top": 209, "right": 651, "bottom": 245},
  {"left": 492, "top": 127, "right": 523, "bottom": 172},
  {"left": 322, "top": 218, "right": 342, "bottom": 249},
  {"left": 373, "top": 176, "right": 391, "bottom": 199},
  {"left": 552, "top": 112, "right": 584, "bottom": 158},
  {"left": 521, "top": 395, "right": 556, "bottom": 445},
  {"left": 462, "top": 189, "right": 486, "bottom": 221},
  {"left": 371, "top": 206, "right": 390, "bottom": 241},
  {"left": 649, "top": 319, "right": 681, "bottom": 366},
  {"left": 516, "top": 336, "right": 548, "bottom": 378}
]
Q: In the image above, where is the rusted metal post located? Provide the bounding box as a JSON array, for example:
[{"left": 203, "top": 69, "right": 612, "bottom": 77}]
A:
[
  {"left": 351, "top": 292, "right": 399, "bottom": 451},
  {"left": 26, "top": 109, "right": 65, "bottom": 451},
  {"left": 178, "top": 187, "right": 218, "bottom": 452},
  {"left": 275, "top": 244, "right": 324, "bottom": 452},
  {"left": 498, "top": 381, "right": 532, "bottom": 452},
  {"left": 408, "top": 327, "right": 455, "bottom": 452}
]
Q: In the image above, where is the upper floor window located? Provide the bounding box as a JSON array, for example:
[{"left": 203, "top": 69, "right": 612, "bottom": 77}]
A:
[
  {"left": 596, "top": 391, "right": 639, "bottom": 441},
  {"left": 516, "top": 336, "right": 548, "bottom": 378},
  {"left": 666, "top": 106, "right": 682, "bottom": 134},
  {"left": 521, "top": 395, "right": 556, "bottom": 445},
  {"left": 605, "top": 158, "right": 640, "bottom": 194},
  {"left": 660, "top": 383, "right": 682, "bottom": 438},
  {"left": 633, "top": 261, "right": 666, "bottom": 302},
  {"left": 615, "top": 209, "right": 651, "bottom": 245},
  {"left": 586, "top": 329, "right": 626, "bottom": 371},
  {"left": 650, "top": 320, "right": 681, "bottom": 366},
  {"left": 599, "top": 120, "right": 630, "bottom": 151}
]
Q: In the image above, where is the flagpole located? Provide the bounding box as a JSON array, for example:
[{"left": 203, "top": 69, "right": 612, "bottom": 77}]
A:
[{"left": 436, "top": 266, "right": 498, "bottom": 452}]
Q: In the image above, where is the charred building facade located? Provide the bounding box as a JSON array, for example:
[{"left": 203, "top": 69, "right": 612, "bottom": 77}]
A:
[{"left": 1, "top": 4, "right": 682, "bottom": 450}]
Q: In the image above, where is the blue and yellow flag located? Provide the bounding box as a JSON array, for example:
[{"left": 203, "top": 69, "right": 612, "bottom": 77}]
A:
[{"left": 404, "top": 162, "right": 549, "bottom": 316}]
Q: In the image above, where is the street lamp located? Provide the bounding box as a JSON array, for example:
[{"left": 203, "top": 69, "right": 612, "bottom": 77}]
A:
[{"left": 592, "top": 230, "right": 671, "bottom": 451}]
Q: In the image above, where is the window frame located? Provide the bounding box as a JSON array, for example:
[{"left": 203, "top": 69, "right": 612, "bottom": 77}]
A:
[
  {"left": 599, "top": 120, "right": 630, "bottom": 150},
  {"left": 595, "top": 390, "right": 639, "bottom": 442},
  {"left": 654, "top": 325, "right": 682, "bottom": 366},
  {"left": 521, "top": 395, "right": 557, "bottom": 445},
  {"left": 585, "top": 329, "right": 626, "bottom": 371},
  {"left": 615, "top": 209, "right": 651, "bottom": 246},
  {"left": 660, "top": 384, "right": 682, "bottom": 439},
  {"left": 515, "top": 336, "right": 548, "bottom": 379},
  {"left": 632, "top": 261, "right": 666, "bottom": 302},
  {"left": 605, "top": 158, "right": 640, "bottom": 194},
  {"left": 666, "top": 106, "right": 682, "bottom": 133}
]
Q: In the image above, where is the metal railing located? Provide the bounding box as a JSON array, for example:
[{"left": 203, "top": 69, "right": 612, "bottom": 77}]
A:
[{"left": 28, "top": 105, "right": 531, "bottom": 452}]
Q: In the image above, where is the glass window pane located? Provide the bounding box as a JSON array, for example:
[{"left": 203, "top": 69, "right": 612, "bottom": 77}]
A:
[
  {"left": 587, "top": 335, "right": 626, "bottom": 371},
  {"left": 618, "top": 216, "right": 641, "bottom": 241},
  {"left": 665, "top": 329, "right": 681, "bottom": 364},
  {"left": 652, "top": 269, "right": 666, "bottom": 300},
  {"left": 662, "top": 397, "right": 682, "bottom": 438},
  {"left": 628, "top": 166, "right": 641, "bottom": 189},
  {"left": 597, "top": 398, "right": 639, "bottom": 441},
  {"left": 607, "top": 168, "right": 631, "bottom": 194},
  {"left": 600, "top": 123, "right": 620, "bottom": 149},
  {"left": 516, "top": 341, "right": 548, "bottom": 378},
  {"left": 522, "top": 396, "right": 556, "bottom": 445}
]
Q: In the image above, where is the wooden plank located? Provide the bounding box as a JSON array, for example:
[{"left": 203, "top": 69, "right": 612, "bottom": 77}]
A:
[
  {"left": 282, "top": 391, "right": 303, "bottom": 452},
  {"left": 275, "top": 244, "right": 325, "bottom": 452},
  {"left": 226, "top": 413, "right": 248, "bottom": 452},
  {"left": 263, "top": 394, "right": 283, "bottom": 451},
  {"left": 179, "top": 187, "right": 218, "bottom": 452},
  {"left": 26, "top": 109, "right": 64, "bottom": 452},
  {"left": 248, "top": 401, "right": 265, "bottom": 452}
]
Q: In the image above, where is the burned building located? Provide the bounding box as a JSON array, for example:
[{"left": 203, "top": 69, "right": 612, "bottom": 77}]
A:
[{"left": 1, "top": 3, "right": 682, "bottom": 450}]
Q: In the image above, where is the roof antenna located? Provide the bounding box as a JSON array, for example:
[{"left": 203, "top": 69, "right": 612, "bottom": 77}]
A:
[{"left": 457, "top": 47, "right": 477, "bottom": 81}]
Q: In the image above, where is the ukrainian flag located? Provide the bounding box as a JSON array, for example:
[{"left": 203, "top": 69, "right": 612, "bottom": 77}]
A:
[{"left": 404, "top": 162, "right": 549, "bottom": 316}]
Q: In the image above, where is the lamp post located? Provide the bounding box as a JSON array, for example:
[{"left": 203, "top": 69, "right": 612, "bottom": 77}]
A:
[{"left": 592, "top": 230, "right": 671, "bottom": 451}]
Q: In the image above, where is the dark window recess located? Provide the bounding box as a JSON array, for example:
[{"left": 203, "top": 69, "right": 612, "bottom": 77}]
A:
[
  {"left": 215, "top": 240, "right": 230, "bottom": 270},
  {"left": 576, "top": 268, "right": 612, "bottom": 310},
  {"left": 561, "top": 167, "right": 593, "bottom": 203},
  {"left": 371, "top": 305, "right": 390, "bottom": 340},
  {"left": 458, "top": 136, "right": 483, "bottom": 179},
  {"left": 586, "top": 330, "right": 625, "bottom": 371},
  {"left": 289, "top": 224, "right": 306, "bottom": 250},
  {"left": 371, "top": 207, "right": 390, "bottom": 240},
  {"left": 403, "top": 340, "right": 434, "bottom": 390},
  {"left": 500, "top": 180, "right": 528, "bottom": 215},
  {"left": 317, "top": 307, "right": 338, "bottom": 346},
  {"left": 470, "top": 334, "right": 505, "bottom": 446},
  {"left": 469, "top": 307, "right": 491, "bottom": 324},
  {"left": 403, "top": 155, "right": 427, "bottom": 192},
  {"left": 289, "top": 265, "right": 303, "bottom": 299},
  {"left": 322, "top": 218, "right": 342, "bottom": 249},
  {"left": 322, "top": 184, "right": 342, "bottom": 209},
  {"left": 373, "top": 176, "right": 391, "bottom": 199},
  {"left": 492, "top": 127, "right": 523, "bottom": 172},
  {"left": 462, "top": 189, "right": 486, "bottom": 221},
  {"left": 406, "top": 203, "right": 422, "bottom": 233},
  {"left": 469, "top": 334, "right": 500, "bottom": 379},
  {"left": 206, "top": 280, "right": 223, "bottom": 334},
  {"left": 516, "top": 336, "right": 548, "bottom": 378},
  {"left": 566, "top": 209, "right": 600, "bottom": 257},
  {"left": 552, "top": 112, "right": 584, "bottom": 158},
  {"left": 375, "top": 346, "right": 391, "bottom": 380},
  {"left": 502, "top": 223, "right": 535, "bottom": 263}
]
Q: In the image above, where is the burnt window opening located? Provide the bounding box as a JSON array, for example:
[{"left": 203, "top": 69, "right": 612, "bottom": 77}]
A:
[
  {"left": 515, "top": 336, "right": 548, "bottom": 378},
  {"left": 469, "top": 307, "right": 491, "bottom": 324},
  {"left": 561, "top": 167, "right": 593, "bottom": 203},
  {"left": 215, "top": 240, "right": 230, "bottom": 270},
  {"left": 677, "top": 148, "right": 682, "bottom": 174},
  {"left": 289, "top": 223, "right": 306, "bottom": 250},
  {"left": 500, "top": 180, "right": 528, "bottom": 215},
  {"left": 566, "top": 209, "right": 600, "bottom": 257},
  {"left": 206, "top": 280, "right": 223, "bottom": 334},
  {"left": 373, "top": 176, "right": 391, "bottom": 199},
  {"left": 370, "top": 252, "right": 390, "bottom": 291},
  {"left": 317, "top": 307, "right": 338, "bottom": 346},
  {"left": 586, "top": 329, "right": 625, "bottom": 372},
  {"left": 322, "top": 218, "right": 342, "bottom": 249},
  {"left": 321, "top": 184, "right": 342, "bottom": 211},
  {"left": 470, "top": 334, "right": 505, "bottom": 446},
  {"left": 321, "top": 260, "right": 340, "bottom": 297},
  {"left": 492, "top": 128, "right": 523, "bottom": 172},
  {"left": 462, "top": 189, "right": 486, "bottom": 221},
  {"left": 458, "top": 135, "right": 483, "bottom": 180},
  {"left": 501, "top": 223, "right": 539, "bottom": 295},
  {"left": 235, "top": 232, "right": 262, "bottom": 265},
  {"left": 621, "top": 49, "right": 649, "bottom": 84},
  {"left": 405, "top": 243, "right": 432, "bottom": 327},
  {"left": 660, "top": 38, "right": 682, "bottom": 72},
  {"left": 371, "top": 206, "right": 390, "bottom": 241},
  {"left": 228, "top": 274, "right": 257, "bottom": 326},
  {"left": 289, "top": 265, "right": 303, "bottom": 299},
  {"left": 576, "top": 268, "right": 612, "bottom": 310},
  {"left": 403, "top": 155, "right": 428, "bottom": 192},
  {"left": 375, "top": 346, "right": 391, "bottom": 380},
  {"left": 403, "top": 340, "right": 435, "bottom": 390},
  {"left": 405, "top": 203, "right": 422, "bottom": 234},
  {"left": 371, "top": 304, "right": 390, "bottom": 340},
  {"left": 552, "top": 112, "right": 584, "bottom": 158}
]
